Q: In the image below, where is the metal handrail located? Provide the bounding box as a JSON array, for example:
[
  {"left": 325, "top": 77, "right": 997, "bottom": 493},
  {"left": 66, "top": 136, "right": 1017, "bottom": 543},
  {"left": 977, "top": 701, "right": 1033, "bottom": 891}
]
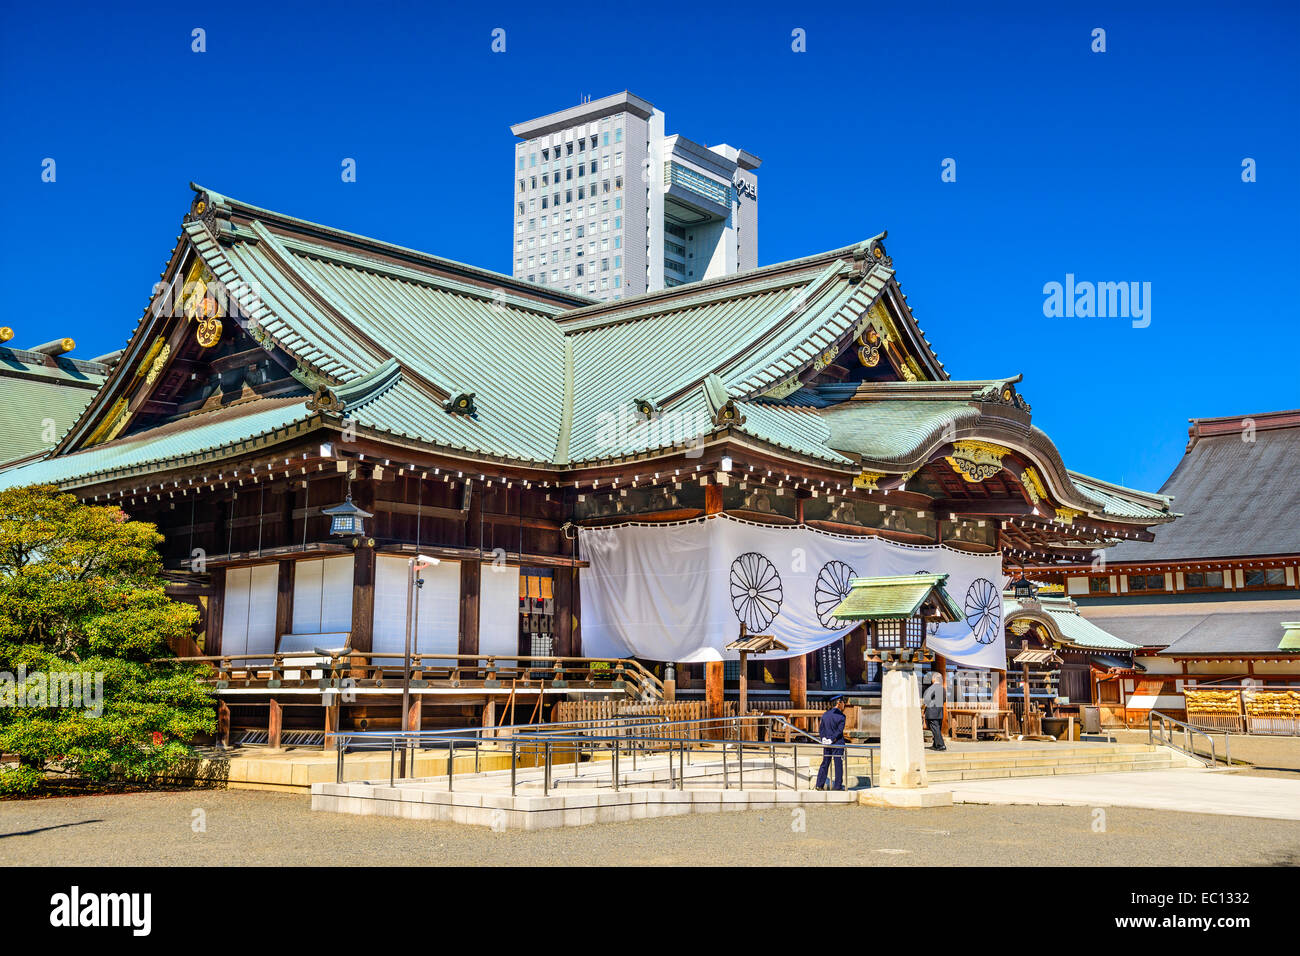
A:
[
  {"left": 330, "top": 713, "right": 876, "bottom": 793},
  {"left": 1148, "top": 709, "right": 1228, "bottom": 767}
]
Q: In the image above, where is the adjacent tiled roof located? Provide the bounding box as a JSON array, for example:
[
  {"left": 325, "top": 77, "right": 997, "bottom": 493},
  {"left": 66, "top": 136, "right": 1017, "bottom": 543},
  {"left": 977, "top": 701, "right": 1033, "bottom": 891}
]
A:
[
  {"left": 1003, "top": 594, "right": 1136, "bottom": 651},
  {"left": 0, "top": 347, "right": 108, "bottom": 468},
  {"left": 1103, "top": 410, "right": 1300, "bottom": 561},
  {"left": 832, "top": 573, "right": 964, "bottom": 620},
  {"left": 0, "top": 397, "right": 315, "bottom": 491},
  {"left": 1078, "top": 597, "right": 1300, "bottom": 655}
]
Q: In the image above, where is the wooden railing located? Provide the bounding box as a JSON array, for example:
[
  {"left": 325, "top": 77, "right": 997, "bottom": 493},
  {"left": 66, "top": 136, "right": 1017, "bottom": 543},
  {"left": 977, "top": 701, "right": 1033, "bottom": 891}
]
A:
[{"left": 167, "top": 651, "right": 667, "bottom": 701}]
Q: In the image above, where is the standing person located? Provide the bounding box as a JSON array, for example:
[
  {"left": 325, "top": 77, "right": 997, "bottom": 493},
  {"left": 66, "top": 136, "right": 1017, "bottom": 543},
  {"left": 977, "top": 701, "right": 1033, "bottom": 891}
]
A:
[
  {"left": 924, "top": 671, "right": 947, "bottom": 751},
  {"left": 815, "top": 695, "right": 847, "bottom": 791}
]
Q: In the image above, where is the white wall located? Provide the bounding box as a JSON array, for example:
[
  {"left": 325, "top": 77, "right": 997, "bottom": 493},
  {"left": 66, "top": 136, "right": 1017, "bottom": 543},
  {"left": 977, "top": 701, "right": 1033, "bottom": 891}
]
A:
[
  {"left": 222, "top": 564, "right": 279, "bottom": 657},
  {"left": 291, "top": 556, "right": 354, "bottom": 634},
  {"left": 479, "top": 563, "right": 521, "bottom": 660},
  {"left": 371, "top": 555, "right": 461, "bottom": 657}
]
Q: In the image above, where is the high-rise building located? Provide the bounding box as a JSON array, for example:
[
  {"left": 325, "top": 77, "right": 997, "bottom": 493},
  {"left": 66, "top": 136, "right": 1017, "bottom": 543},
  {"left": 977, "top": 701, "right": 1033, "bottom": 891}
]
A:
[{"left": 510, "top": 91, "right": 760, "bottom": 301}]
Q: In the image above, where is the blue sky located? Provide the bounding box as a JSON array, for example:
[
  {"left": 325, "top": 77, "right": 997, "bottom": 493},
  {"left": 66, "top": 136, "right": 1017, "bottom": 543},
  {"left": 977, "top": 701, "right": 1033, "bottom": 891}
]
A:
[{"left": 2, "top": 1, "right": 1296, "bottom": 492}]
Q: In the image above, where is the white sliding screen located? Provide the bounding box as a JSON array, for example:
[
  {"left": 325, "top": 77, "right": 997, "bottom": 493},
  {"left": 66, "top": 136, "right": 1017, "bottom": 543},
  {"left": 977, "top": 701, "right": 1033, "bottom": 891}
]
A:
[
  {"left": 221, "top": 564, "right": 279, "bottom": 659},
  {"left": 291, "top": 556, "right": 355, "bottom": 634},
  {"left": 479, "top": 563, "right": 521, "bottom": 663},
  {"left": 371, "top": 555, "right": 461, "bottom": 657}
]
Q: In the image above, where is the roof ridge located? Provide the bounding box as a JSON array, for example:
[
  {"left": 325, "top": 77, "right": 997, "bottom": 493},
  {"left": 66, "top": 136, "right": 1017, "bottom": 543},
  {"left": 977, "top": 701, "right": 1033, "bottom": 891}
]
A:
[{"left": 189, "top": 182, "right": 594, "bottom": 311}]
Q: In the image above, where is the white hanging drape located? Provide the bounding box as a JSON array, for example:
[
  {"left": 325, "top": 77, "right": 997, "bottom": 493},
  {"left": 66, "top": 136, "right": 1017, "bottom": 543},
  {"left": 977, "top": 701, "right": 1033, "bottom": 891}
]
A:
[{"left": 578, "top": 515, "right": 1006, "bottom": 669}]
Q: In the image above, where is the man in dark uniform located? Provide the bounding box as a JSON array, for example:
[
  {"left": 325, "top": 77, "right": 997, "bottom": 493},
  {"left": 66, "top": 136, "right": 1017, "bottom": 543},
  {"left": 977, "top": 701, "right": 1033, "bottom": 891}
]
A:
[
  {"left": 924, "top": 671, "right": 947, "bottom": 751},
  {"left": 815, "top": 695, "right": 847, "bottom": 791}
]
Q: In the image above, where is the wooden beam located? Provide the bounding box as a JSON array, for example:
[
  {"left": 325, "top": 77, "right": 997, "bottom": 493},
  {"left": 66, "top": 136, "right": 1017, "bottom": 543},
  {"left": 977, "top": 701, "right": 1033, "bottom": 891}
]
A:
[
  {"left": 217, "top": 700, "right": 231, "bottom": 749},
  {"left": 705, "top": 660, "right": 724, "bottom": 739},
  {"left": 789, "top": 653, "right": 808, "bottom": 710},
  {"left": 459, "top": 560, "right": 481, "bottom": 656},
  {"left": 274, "top": 560, "right": 294, "bottom": 651},
  {"left": 268, "top": 698, "right": 283, "bottom": 750},
  {"left": 350, "top": 548, "right": 375, "bottom": 653},
  {"left": 205, "top": 567, "right": 226, "bottom": 656}
]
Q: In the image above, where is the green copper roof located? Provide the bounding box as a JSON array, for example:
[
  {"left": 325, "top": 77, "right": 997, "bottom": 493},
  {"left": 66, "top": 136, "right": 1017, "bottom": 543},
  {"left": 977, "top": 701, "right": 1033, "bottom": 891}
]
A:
[
  {"left": 831, "top": 573, "right": 963, "bottom": 621},
  {"left": 1281, "top": 623, "right": 1300, "bottom": 651},
  {"left": 0, "top": 399, "right": 315, "bottom": 491},
  {"left": 1003, "top": 594, "right": 1137, "bottom": 651},
  {"left": 0, "top": 348, "right": 108, "bottom": 468},
  {"left": 1, "top": 185, "right": 1171, "bottom": 535}
]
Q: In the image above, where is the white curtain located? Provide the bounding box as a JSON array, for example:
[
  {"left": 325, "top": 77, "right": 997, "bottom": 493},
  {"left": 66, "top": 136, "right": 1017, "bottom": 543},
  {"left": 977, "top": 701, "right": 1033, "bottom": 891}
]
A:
[
  {"left": 578, "top": 515, "right": 1006, "bottom": 669},
  {"left": 371, "top": 555, "right": 462, "bottom": 657},
  {"left": 291, "top": 556, "right": 354, "bottom": 634},
  {"left": 479, "top": 564, "right": 521, "bottom": 661},
  {"left": 221, "top": 564, "right": 279, "bottom": 658}
]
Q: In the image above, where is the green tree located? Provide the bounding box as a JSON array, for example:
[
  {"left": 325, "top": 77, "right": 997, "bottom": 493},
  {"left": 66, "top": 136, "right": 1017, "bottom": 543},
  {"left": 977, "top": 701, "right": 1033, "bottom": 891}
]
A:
[{"left": 0, "top": 485, "right": 215, "bottom": 794}]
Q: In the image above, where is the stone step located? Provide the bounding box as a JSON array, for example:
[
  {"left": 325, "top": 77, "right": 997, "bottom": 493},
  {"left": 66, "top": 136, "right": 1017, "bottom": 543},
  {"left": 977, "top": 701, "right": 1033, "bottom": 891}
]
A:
[{"left": 925, "top": 756, "right": 1192, "bottom": 782}]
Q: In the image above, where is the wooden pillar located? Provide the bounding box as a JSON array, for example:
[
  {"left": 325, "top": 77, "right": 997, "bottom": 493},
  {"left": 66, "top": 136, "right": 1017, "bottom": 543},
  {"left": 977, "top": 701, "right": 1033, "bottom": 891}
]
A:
[
  {"left": 553, "top": 563, "right": 575, "bottom": 657},
  {"left": 404, "top": 693, "right": 422, "bottom": 733},
  {"left": 273, "top": 560, "right": 294, "bottom": 652},
  {"left": 459, "top": 560, "right": 481, "bottom": 655},
  {"left": 481, "top": 698, "right": 497, "bottom": 744},
  {"left": 995, "top": 668, "right": 1008, "bottom": 710},
  {"left": 789, "top": 653, "right": 808, "bottom": 710},
  {"left": 704, "top": 483, "right": 724, "bottom": 516},
  {"left": 705, "top": 660, "right": 724, "bottom": 739},
  {"left": 205, "top": 567, "right": 226, "bottom": 656},
  {"left": 323, "top": 698, "right": 341, "bottom": 751},
  {"left": 350, "top": 548, "right": 375, "bottom": 653},
  {"left": 268, "top": 698, "right": 283, "bottom": 750},
  {"left": 216, "top": 700, "right": 231, "bottom": 749},
  {"left": 738, "top": 650, "right": 749, "bottom": 716},
  {"left": 663, "top": 663, "right": 677, "bottom": 701}
]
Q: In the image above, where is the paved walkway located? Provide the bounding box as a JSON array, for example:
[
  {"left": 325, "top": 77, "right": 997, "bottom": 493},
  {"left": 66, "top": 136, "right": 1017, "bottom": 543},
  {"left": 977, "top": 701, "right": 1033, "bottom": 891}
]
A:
[{"left": 936, "top": 768, "right": 1300, "bottom": 821}]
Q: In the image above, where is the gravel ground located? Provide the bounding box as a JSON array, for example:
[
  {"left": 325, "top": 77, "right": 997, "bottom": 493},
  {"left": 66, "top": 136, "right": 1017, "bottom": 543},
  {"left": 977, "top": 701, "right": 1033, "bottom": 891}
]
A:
[{"left": 2, "top": 789, "right": 1298, "bottom": 866}]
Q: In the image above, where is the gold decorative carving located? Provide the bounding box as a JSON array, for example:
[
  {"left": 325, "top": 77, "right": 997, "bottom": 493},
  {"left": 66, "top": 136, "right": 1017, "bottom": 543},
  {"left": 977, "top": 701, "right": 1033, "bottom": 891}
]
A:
[
  {"left": 945, "top": 440, "right": 1008, "bottom": 483},
  {"left": 195, "top": 317, "right": 222, "bottom": 349},
  {"left": 1020, "top": 466, "right": 1047, "bottom": 504},
  {"left": 712, "top": 399, "right": 746, "bottom": 428},
  {"left": 762, "top": 377, "right": 803, "bottom": 400},
  {"left": 853, "top": 470, "right": 887, "bottom": 491},
  {"left": 1009, "top": 620, "right": 1032, "bottom": 636},
  {"left": 1054, "top": 506, "right": 1084, "bottom": 525},
  {"left": 306, "top": 385, "right": 345, "bottom": 414},
  {"left": 144, "top": 343, "right": 172, "bottom": 386}
]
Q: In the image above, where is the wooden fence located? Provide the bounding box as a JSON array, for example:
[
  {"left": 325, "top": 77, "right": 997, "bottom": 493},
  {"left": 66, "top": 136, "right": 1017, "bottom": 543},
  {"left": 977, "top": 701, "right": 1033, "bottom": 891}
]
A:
[{"left": 1185, "top": 689, "right": 1300, "bottom": 737}]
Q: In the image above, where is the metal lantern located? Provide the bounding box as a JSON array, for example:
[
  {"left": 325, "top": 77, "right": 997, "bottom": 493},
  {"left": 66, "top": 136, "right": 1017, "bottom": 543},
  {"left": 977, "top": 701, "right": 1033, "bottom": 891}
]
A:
[
  {"left": 322, "top": 494, "right": 372, "bottom": 537},
  {"left": 1013, "top": 574, "right": 1037, "bottom": 601}
]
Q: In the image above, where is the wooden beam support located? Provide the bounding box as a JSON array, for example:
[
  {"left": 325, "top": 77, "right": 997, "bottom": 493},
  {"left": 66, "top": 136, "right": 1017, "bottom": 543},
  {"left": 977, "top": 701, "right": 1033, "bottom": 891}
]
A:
[
  {"left": 459, "top": 560, "right": 481, "bottom": 656},
  {"left": 350, "top": 547, "right": 375, "bottom": 654},
  {"left": 268, "top": 698, "right": 283, "bottom": 750},
  {"left": 705, "top": 660, "right": 724, "bottom": 739},
  {"left": 789, "top": 653, "right": 808, "bottom": 710},
  {"left": 205, "top": 567, "right": 226, "bottom": 656},
  {"left": 274, "top": 560, "right": 294, "bottom": 651}
]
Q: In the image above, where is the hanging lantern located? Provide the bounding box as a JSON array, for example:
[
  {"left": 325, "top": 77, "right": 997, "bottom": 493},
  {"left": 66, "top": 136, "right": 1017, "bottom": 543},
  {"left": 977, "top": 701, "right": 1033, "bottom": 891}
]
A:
[
  {"left": 322, "top": 494, "right": 372, "bottom": 537},
  {"left": 1013, "top": 574, "right": 1037, "bottom": 602}
]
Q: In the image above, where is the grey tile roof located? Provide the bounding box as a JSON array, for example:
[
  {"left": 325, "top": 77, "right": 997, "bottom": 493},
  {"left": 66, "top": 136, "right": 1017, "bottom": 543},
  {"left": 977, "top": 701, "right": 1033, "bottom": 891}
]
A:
[
  {"left": 1103, "top": 414, "right": 1300, "bottom": 562},
  {"left": 1079, "top": 597, "right": 1300, "bottom": 655}
]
